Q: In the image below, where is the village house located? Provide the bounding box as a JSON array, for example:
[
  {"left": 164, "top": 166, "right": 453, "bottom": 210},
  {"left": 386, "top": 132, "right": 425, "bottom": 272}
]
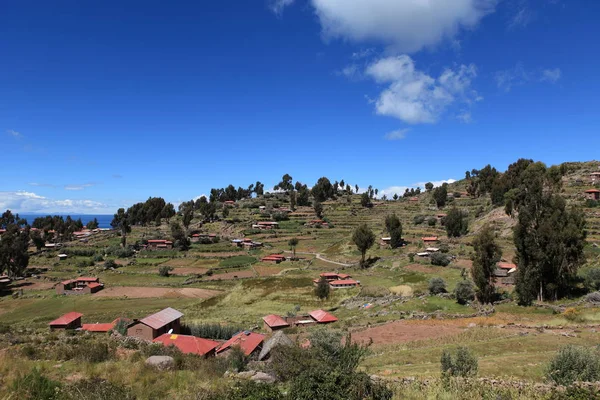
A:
[
  {"left": 328, "top": 279, "right": 360, "bottom": 289},
  {"left": 82, "top": 317, "right": 132, "bottom": 333},
  {"left": 146, "top": 239, "right": 173, "bottom": 250},
  {"left": 585, "top": 189, "right": 600, "bottom": 200},
  {"left": 216, "top": 331, "right": 265, "bottom": 357},
  {"left": 260, "top": 254, "right": 286, "bottom": 263},
  {"left": 591, "top": 172, "right": 600, "bottom": 182},
  {"left": 262, "top": 314, "right": 290, "bottom": 332},
  {"left": 252, "top": 221, "right": 279, "bottom": 230},
  {"left": 422, "top": 236, "right": 439, "bottom": 244},
  {"left": 56, "top": 277, "right": 103, "bottom": 295},
  {"left": 281, "top": 309, "right": 338, "bottom": 328},
  {"left": 153, "top": 333, "right": 220, "bottom": 358},
  {"left": 49, "top": 312, "right": 83, "bottom": 330},
  {"left": 127, "top": 307, "right": 183, "bottom": 341}
]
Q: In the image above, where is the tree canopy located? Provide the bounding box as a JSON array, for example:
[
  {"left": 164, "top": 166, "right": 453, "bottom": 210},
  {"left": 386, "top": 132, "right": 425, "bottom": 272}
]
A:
[
  {"left": 352, "top": 224, "right": 375, "bottom": 268},
  {"left": 471, "top": 224, "right": 502, "bottom": 303}
]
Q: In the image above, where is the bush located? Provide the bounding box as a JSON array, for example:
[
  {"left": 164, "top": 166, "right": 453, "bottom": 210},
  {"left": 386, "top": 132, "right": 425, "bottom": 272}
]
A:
[
  {"left": 228, "top": 345, "right": 249, "bottom": 372},
  {"left": 441, "top": 346, "right": 478, "bottom": 377},
  {"left": 429, "top": 278, "right": 447, "bottom": 294},
  {"left": 430, "top": 252, "right": 451, "bottom": 267},
  {"left": 77, "top": 258, "right": 95, "bottom": 268},
  {"left": 408, "top": 253, "right": 415, "bottom": 262},
  {"left": 158, "top": 266, "right": 174, "bottom": 277},
  {"left": 93, "top": 254, "right": 104, "bottom": 263},
  {"left": 181, "top": 323, "right": 243, "bottom": 340},
  {"left": 206, "top": 380, "right": 284, "bottom": 400},
  {"left": 439, "top": 243, "right": 450, "bottom": 253},
  {"left": 428, "top": 217, "right": 437, "bottom": 227},
  {"left": 584, "top": 268, "right": 600, "bottom": 291},
  {"left": 563, "top": 308, "right": 585, "bottom": 323},
  {"left": 454, "top": 280, "right": 476, "bottom": 305},
  {"left": 104, "top": 259, "right": 118, "bottom": 270},
  {"left": 12, "top": 368, "right": 62, "bottom": 399},
  {"left": 413, "top": 215, "right": 425, "bottom": 225},
  {"left": 585, "top": 199, "right": 598, "bottom": 208},
  {"left": 546, "top": 345, "right": 600, "bottom": 385}
]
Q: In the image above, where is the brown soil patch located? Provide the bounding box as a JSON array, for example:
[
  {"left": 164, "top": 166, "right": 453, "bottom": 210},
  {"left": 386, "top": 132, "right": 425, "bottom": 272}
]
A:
[
  {"left": 203, "top": 270, "right": 256, "bottom": 281},
  {"left": 10, "top": 279, "right": 56, "bottom": 291},
  {"left": 453, "top": 259, "right": 473, "bottom": 268},
  {"left": 254, "top": 266, "right": 285, "bottom": 276},
  {"left": 404, "top": 264, "right": 438, "bottom": 274},
  {"left": 351, "top": 320, "right": 463, "bottom": 347},
  {"left": 93, "top": 286, "right": 221, "bottom": 299},
  {"left": 169, "top": 267, "right": 209, "bottom": 276}
]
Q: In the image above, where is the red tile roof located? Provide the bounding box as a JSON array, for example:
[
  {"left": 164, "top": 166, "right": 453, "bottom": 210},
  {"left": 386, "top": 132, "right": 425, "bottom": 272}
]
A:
[
  {"left": 337, "top": 273, "right": 351, "bottom": 280},
  {"left": 585, "top": 189, "right": 600, "bottom": 193},
  {"left": 147, "top": 239, "right": 168, "bottom": 244},
  {"left": 262, "top": 314, "right": 290, "bottom": 328},
  {"left": 320, "top": 272, "right": 339, "bottom": 278},
  {"left": 49, "top": 312, "right": 83, "bottom": 326},
  {"left": 87, "top": 283, "right": 102, "bottom": 289},
  {"left": 82, "top": 323, "right": 115, "bottom": 332},
  {"left": 497, "top": 262, "right": 517, "bottom": 270},
  {"left": 309, "top": 310, "right": 338, "bottom": 323},
  {"left": 139, "top": 307, "right": 183, "bottom": 330},
  {"left": 76, "top": 277, "right": 99, "bottom": 283},
  {"left": 154, "top": 334, "right": 220, "bottom": 356},
  {"left": 422, "top": 237, "right": 439, "bottom": 242},
  {"left": 217, "top": 331, "right": 265, "bottom": 356}
]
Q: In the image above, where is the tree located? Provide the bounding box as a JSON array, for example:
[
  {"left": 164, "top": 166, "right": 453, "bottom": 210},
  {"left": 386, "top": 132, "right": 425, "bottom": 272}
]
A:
[
  {"left": 288, "top": 238, "right": 299, "bottom": 260},
  {"left": 29, "top": 230, "right": 45, "bottom": 251},
  {"left": 425, "top": 182, "right": 434, "bottom": 192},
  {"left": 111, "top": 208, "right": 131, "bottom": 247},
  {"left": 441, "top": 347, "right": 478, "bottom": 377},
  {"left": 222, "top": 205, "right": 230, "bottom": 218},
  {"left": 355, "top": 184, "right": 359, "bottom": 194},
  {"left": 509, "top": 162, "right": 586, "bottom": 304},
  {"left": 161, "top": 203, "right": 176, "bottom": 223},
  {"left": 393, "top": 193, "right": 399, "bottom": 201},
  {"left": 314, "top": 202, "right": 323, "bottom": 219},
  {"left": 471, "top": 224, "right": 502, "bottom": 303},
  {"left": 290, "top": 191, "right": 296, "bottom": 210},
  {"left": 182, "top": 207, "right": 194, "bottom": 231},
  {"left": 296, "top": 184, "right": 310, "bottom": 206},
  {"left": 254, "top": 181, "right": 264, "bottom": 196},
  {"left": 384, "top": 214, "right": 403, "bottom": 249},
  {"left": 445, "top": 207, "right": 469, "bottom": 238},
  {"left": 312, "top": 177, "right": 334, "bottom": 202},
  {"left": 454, "top": 280, "right": 476, "bottom": 305},
  {"left": 352, "top": 224, "right": 375, "bottom": 268},
  {"left": 360, "top": 192, "right": 372, "bottom": 208},
  {"left": 433, "top": 183, "right": 448, "bottom": 208},
  {"left": 275, "top": 174, "right": 294, "bottom": 193},
  {"left": 314, "top": 276, "right": 330, "bottom": 300},
  {"left": 170, "top": 222, "right": 190, "bottom": 251},
  {"left": 0, "top": 224, "right": 30, "bottom": 277},
  {"left": 86, "top": 218, "right": 99, "bottom": 230}
]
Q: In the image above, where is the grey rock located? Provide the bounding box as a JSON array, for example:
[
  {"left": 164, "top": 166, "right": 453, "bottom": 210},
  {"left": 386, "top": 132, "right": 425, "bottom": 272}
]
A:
[{"left": 145, "top": 356, "right": 174, "bottom": 370}]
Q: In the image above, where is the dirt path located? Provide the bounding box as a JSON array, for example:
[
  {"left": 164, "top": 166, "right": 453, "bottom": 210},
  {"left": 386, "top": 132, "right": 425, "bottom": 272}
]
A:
[
  {"left": 283, "top": 251, "right": 355, "bottom": 267},
  {"left": 93, "top": 286, "right": 221, "bottom": 299}
]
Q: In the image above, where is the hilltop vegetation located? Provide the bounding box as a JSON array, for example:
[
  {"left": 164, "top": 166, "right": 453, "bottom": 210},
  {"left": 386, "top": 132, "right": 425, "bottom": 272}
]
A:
[{"left": 1, "top": 159, "right": 600, "bottom": 398}]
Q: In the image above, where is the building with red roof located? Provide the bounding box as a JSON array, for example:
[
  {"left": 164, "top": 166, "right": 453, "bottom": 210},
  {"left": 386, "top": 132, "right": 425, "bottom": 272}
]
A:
[
  {"left": 49, "top": 312, "right": 83, "bottom": 330},
  {"left": 313, "top": 273, "right": 358, "bottom": 288},
  {"left": 585, "top": 189, "right": 600, "bottom": 200},
  {"left": 154, "top": 334, "right": 220, "bottom": 357},
  {"left": 127, "top": 307, "right": 183, "bottom": 341},
  {"left": 261, "top": 254, "right": 286, "bottom": 263},
  {"left": 56, "top": 277, "right": 103, "bottom": 295},
  {"left": 262, "top": 314, "right": 290, "bottom": 332},
  {"left": 329, "top": 279, "right": 360, "bottom": 289},
  {"left": 217, "top": 331, "right": 265, "bottom": 357},
  {"left": 146, "top": 239, "right": 173, "bottom": 250},
  {"left": 421, "top": 236, "right": 439, "bottom": 243},
  {"left": 309, "top": 310, "right": 338, "bottom": 324},
  {"left": 82, "top": 323, "right": 115, "bottom": 333}
]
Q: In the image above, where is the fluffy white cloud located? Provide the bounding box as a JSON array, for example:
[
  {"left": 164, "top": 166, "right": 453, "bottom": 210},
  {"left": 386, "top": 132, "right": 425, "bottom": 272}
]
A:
[
  {"left": 0, "top": 191, "right": 113, "bottom": 214},
  {"left": 365, "top": 55, "right": 479, "bottom": 124},
  {"left": 311, "top": 0, "right": 496, "bottom": 53},
  {"left": 384, "top": 128, "right": 409, "bottom": 140},
  {"left": 541, "top": 68, "right": 561, "bottom": 83},
  {"left": 269, "top": 0, "right": 295, "bottom": 16}
]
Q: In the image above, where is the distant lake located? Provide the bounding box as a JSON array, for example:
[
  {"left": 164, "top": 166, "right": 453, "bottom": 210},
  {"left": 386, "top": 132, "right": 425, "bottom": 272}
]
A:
[{"left": 19, "top": 214, "right": 113, "bottom": 229}]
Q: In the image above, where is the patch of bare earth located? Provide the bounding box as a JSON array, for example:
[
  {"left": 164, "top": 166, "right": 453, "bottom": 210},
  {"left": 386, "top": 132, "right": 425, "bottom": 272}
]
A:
[
  {"left": 169, "top": 267, "right": 209, "bottom": 276},
  {"left": 351, "top": 320, "right": 463, "bottom": 347},
  {"left": 93, "top": 286, "right": 221, "bottom": 299},
  {"left": 203, "top": 270, "right": 256, "bottom": 280},
  {"left": 254, "top": 266, "right": 285, "bottom": 276}
]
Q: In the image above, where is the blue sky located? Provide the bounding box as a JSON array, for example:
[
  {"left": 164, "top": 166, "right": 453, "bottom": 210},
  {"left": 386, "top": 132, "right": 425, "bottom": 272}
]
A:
[{"left": 1, "top": 0, "right": 599, "bottom": 214}]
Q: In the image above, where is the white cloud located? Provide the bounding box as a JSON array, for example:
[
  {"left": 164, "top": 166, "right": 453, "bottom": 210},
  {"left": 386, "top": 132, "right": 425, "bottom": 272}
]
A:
[
  {"left": 508, "top": 6, "right": 533, "bottom": 29},
  {"left": 351, "top": 48, "right": 376, "bottom": 60},
  {"left": 269, "top": 0, "right": 295, "bottom": 16},
  {"left": 29, "top": 182, "right": 57, "bottom": 188},
  {"left": 7, "top": 129, "right": 22, "bottom": 139},
  {"left": 0, "top": 191, "right": 113, "bottom": 214},
  {"left": 384, "top": 128, "right": 410, "bottom": 140},
  {"left": 457, "top": 111, "right": 473, "bottom": 123},
  {"left": 338, "top": 63, "right": 362, "bottom": 80},
  {"left": 496, "top": 63, "right": 562, "bottom": 91},
  {"left": 64, "top": 183, "right": 96, "bottom": 191},
  {"left": 541, "top": 68, "right": 561, "bottom": 83},
  {"left": 365, "top": 55, "right": 479, "bottom": 124},
  {"left": 379, "top": 178, "right": 456, "bottom": 198},
  {"left": 311, "top": 0, "right": 497, "bottom": 53}
]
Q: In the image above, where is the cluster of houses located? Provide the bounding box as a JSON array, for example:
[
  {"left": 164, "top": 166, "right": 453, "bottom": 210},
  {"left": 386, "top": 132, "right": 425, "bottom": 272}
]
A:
[
  {"left": 313, "top": 272, "right": 360, "bottom": 289},
  {"left": 251, "top": 221, "right": 280, "bottom": 230},
  {"left": 56, "top": 277, "right": 104, "bottom": 295},
  {"left": 48, "top": 306, "right": 338, "bottom": 360},
  {"left": 231, "top": 238, "right": 263, "bottom": 249}
]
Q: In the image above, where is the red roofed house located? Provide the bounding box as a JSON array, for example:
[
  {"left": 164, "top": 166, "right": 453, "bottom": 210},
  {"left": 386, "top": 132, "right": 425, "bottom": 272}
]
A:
[
  {"left": 329, "top": 279, "right": 360, "bottom": 289},
  {"left": 261, "top": 254, "right": 286, "bottom": 263},
  {"left": 585, "top": 189, "right": 600, "bottom": 200},
  {"left": 154, "top": 333, "right": 220, "bottom": 357},
  {"left": 309, "top": 310, "right": 338, "bottom": 324},
  {"left": 216, "top": 331, "right": 265, "bottom": 357},
  {"left": 82, "top": 317, "right": 132, "bottom": 333},
  {"left": 56, "top": 277, "right": 103, "bottom": 295},
  {"left": 422, "top": 237, "right": 439, "bottom": 243},
  {"left": 146, "top": 239, "right": 174, "bottom": 250},
  {"left": 263, "top": 314, "right": 290, "bottom": 332},
  {"left": 49, "top": 312, "right": 83, "bottom": 330},
  {"left": 127, "top": 307, "right": 183, "bottom": 341}
]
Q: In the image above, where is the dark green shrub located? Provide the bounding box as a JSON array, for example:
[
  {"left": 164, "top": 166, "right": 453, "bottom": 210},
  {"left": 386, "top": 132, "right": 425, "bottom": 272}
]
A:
[
  {"left": 413, "top": 215, "right": 425, "bottom": 225},
  {"left": 181, "top": 323, "right": 242, "bottom": 340},
  {"left": 93, "top": 254, "right": 104, "bottom": 263},
  {"left": 585, "top": 199, "right": 598, "bottom": 208},
  {"left": 104, "top": 259, "right": 118, "bottom": 269},
  {"left": 546, "top": 345, "right": 600, "bottom": 386},
  {"left": 441, "top": 346, "right": 478, "bottom": 377},
  {"left": 454, "top": 280, "right": 476, "bottom": 305},
  {"left": 429, "top": 278, "right": 447, "bottom": 294},
  {"left": 228, "top": 345, "right": 248, "bottom": 372},
  {"left": 158, "top": 266, "right": 173, "bottom": 277},
  {"left": 584, "top": 268, "right": 600, "bottom": 291},
  {"left": 430, "top": 252, "right": 451, "bottom": 267},
  {"left": 428, "top": 217, "right": 437, "bottom": 227}
]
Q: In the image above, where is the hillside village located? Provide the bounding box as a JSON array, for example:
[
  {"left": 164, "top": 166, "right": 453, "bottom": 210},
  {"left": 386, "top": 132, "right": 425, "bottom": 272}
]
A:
[{"left": 1, "top": 159, "right": 600, "bottom": 398}]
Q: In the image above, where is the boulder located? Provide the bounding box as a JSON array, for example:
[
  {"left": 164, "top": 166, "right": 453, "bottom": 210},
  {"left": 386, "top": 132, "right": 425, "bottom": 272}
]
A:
[
  {"left": 251, "top": 372, "right": 277, "bottom": 384},
  {"left": 145, "top": 356, "right": 174, "bottom": 370}
]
